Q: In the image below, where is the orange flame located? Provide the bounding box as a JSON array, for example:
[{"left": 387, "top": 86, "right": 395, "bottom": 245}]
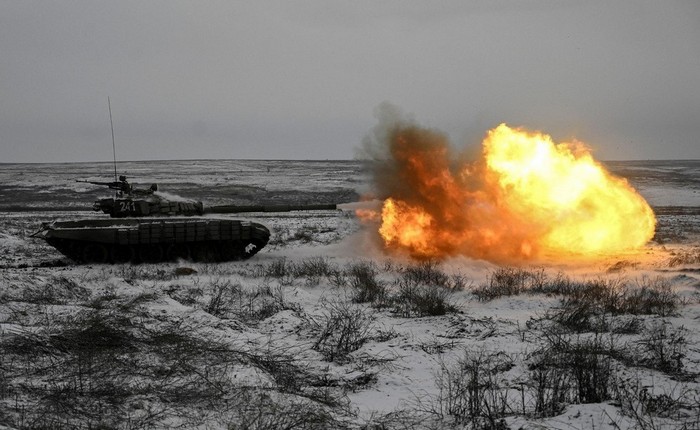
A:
[{"left": 359, "top": 122, "right": 656, "bottom": 263}]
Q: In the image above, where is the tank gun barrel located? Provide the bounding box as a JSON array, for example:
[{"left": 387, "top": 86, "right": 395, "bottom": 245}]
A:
[
  {"left": 205, "top": 203, "right": 337, "bottom": 214},
  {"left": 77, "top": 176, "right": 132, "bottom": 194},
  {"left": 77, "top": 179, "right": 122, "bottom": 190}
]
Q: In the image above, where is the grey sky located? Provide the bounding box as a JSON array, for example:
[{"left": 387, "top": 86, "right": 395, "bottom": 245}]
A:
[{"left": 1, "top": 1, "right": 698, "bottom": 163}]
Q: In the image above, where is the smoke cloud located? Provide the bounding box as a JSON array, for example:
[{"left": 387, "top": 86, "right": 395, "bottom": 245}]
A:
[{"left": 358, "top": 103, "right": 656, "bottom": 263}]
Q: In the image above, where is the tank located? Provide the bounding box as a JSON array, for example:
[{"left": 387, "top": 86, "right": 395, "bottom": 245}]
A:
[{"left": 32, "top": 176, "right": 337, "bottom": 264}]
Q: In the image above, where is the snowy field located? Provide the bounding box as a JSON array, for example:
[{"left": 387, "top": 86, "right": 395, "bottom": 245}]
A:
[{"left": 1, "top": 159, "right": 699, "bottom": 429}]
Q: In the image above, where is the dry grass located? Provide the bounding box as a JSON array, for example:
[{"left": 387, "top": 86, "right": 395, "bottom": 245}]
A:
[
  {"left": 311, "top": 299, "right": 377, "bottom": 363},
  {"left": 0, "top": 279, "right": 349, "bottom": 429},
  {"left": 0, "top": 256, "right": 696, "bottom": 429},
  {"left": 667, "top": 246, "right": 700, "bottom": 267}
]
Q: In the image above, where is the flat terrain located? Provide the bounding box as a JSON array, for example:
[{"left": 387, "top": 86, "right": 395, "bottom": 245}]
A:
[{"left": 1, "top": 160, "right": 699, "bottom": 429}]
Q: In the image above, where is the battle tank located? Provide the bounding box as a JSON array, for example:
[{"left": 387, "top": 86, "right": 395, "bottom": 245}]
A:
[{"left": 32, "top": 176, "right": 337, "bottom": 264}]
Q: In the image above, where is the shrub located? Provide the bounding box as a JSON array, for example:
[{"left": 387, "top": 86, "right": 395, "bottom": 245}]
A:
[
  {"left": 548, "top": 277, "right": 679, "bottom": 333},
  {"left": 606, "top": 260, "right": 640, "bottom": 273},
  {"left": 388, "top": 263, "right": 459, "bottom": 317},
  {"left": 473, "top": 267, "right": 550, "bottom": 301},
  {"left": 610, "top": 315, "right": 645, "bottom": 335},
  {"left": 392, "top": 279, "right": 457, "bottom": 317},
  {"left": 548, "top": 300, "right": 605, "bottom": 333},
  {"left": 526, "top": 271, "right": 574, "bottom": 296},
  {"left": 166, "top": 283, "right": 204, "bottom": 306},
  {"left": 401, "top": 261, "right": 451, "bottom": 288},
  {"left": 635, "top": 320, "right": 687, "bottom": 374},
  {"left": 626, "top": 277, "right": 679, "bottom": 317},
  {"left": 562, "top": 278, "right": 625, "bottom": 314},
  {"left": 292, "top": 257, "right": 336, "bottom": 278},
  {"left": 528, "top": 330, "right": 617, "bottom": 416},
  {"left": 259, "top": 257, "right": 336, "bottom": 286},
  {"left": 206, "top": 278, "right": 243, "bottom": 318},
  {"left": 263, "top": 258, "right": 291, "bottom": 278},
  {"left": 421, "top": 350, "right": 513, "bottom": 428},
  {"left": 311, "top": 300, "right": 375, "bottom": 362},
  {"left": 528, "top": 357, "right": 572, "bottom": 418},
  {"left": 667, "top": 246, "right": 700, "bottom": 267},
  {"left": 169, "top": 278, "right": 297, "bottom": 323},
  {"left": 0, "top": 269, "right": 352, "bottom": 429},
  {"left": 250, "top": 283, "right": 301, "bottom": 320},
  {"left": 231, "top": 390, "right": 344, "bottom": 430},
  {"left": 347, "top": 261, "right": 387, "bottom": 306},
  {"left": 613, "top": 376, "right": 700, "bottom": 429}
]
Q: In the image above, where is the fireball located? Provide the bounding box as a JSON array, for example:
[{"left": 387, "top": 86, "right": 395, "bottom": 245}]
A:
[{"left": 360, "top": 122, "right": 656, "bottom": 262}]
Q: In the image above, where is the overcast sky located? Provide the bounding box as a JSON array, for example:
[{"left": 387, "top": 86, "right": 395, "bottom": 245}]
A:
[{"left": 1, "top": 1, "right": 699, "bottom": 163}]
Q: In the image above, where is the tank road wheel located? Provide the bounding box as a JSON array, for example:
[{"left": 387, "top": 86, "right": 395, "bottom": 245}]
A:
[
  {"left": 190, "top": 243, "right": 217, "bottom": 262},
  {"left": 218, "top": 241, "right": 242, "bottom": 262},
  {"left": 65, "top": 241, "right": 84, "bottom": 262},
  {"left": 111, "top": 245, "right": 136, "bottom": 264},
  {"left": 189, "top": 244, "right": 204, "bottom": 262},
  {"left": 82, "top": 243, "right": 109, "bottom": 264},
  {"left": 139, "top": 245, "right": 164, "bottom": 263},
  {"left": 240, "top": 241, "right": 262, "bottom": 260},
  {"left": 166, "top": 244, "right": 191, "bottom": 262}
]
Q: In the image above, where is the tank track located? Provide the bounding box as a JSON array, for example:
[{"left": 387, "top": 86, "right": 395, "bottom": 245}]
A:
[{"left": 37, "top": 218, "right": 270, "bottom": 264}]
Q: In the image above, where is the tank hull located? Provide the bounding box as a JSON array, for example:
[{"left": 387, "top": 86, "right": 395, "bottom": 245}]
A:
[{"left": 34, "top": 218, "right": 270, "bottom": 264}]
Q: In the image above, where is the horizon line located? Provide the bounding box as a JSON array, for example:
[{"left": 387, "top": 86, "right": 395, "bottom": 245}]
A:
[{"left": 2, "top": 157, "right": 700, "bottom": 165}]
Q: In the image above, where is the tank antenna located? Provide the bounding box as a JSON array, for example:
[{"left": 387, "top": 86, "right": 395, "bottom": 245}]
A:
[{"left": 108, "top": 96, "right": 118, "bottom": 183}]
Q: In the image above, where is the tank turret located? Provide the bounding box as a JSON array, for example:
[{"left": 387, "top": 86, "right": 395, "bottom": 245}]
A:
[
  {"left": 77, "top": 175, "right": 134, "bottom": 195},
  {"left": 80, "top": 177, "right": 205, "bottom": 218},
  {"left": 32, "top": 176, "right": 339, "bottom": 264}
]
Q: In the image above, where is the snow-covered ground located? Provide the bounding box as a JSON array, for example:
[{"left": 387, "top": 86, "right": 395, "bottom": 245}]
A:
[{"left": 0, "top": 159, "right": 699, "bottom": 429}]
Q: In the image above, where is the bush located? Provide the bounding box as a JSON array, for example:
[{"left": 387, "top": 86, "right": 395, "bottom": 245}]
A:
[
  {"left": 206, "top": 278, "right": 243, "bottom": 317},
  {"left": 549, "top": 288, "right": 612, "bottom": 333},
  {"left": 0, "top": 302, "right": 351, "bottom": 429},
  {"left": 528, "top": 330, "right": 617, "bottom": 417},
  {"left": 667, "top": 246, "right": 700, "bottom": 267},
  {"left": 401, "top": 261, "right": 451, "bottom": 288},
  {"left": 613, "top": 377, "right": 700, "bottom": 429},
  {"left": 421, "top": 350, "right": 513, "bottom": 428},
  {"left": 388, "top": 263, "right": 459, "bottom": 317},
  {"left": 347, "top": 261, "right": 387, "bottom": 306},
  {"left": 231, "top": 389, "right": 346, "bottom": 430},
  {"left": 262, "top": 258, "right": 292, "bottom": 278},
  {"left": 474, "top": 267, "right": 552, "bottom": 301},
  {"left": 610, "top": 315, "right": 645, "bottom": 335},
  {"left": 392, "top": 279, "right": 457, "bottom": 317},
  {"left": 526, "top": 271, "right": 574, "bottom": 296},
  {"left": 167, "top": 278, "right": 297, "bottom": 323},
  {"left": 635, "top": 320, "right": 687, "bottom": 374},
  {"left": 292, "top": 257, "right": 336, "bottom": 278},
  {"left": 547, "top": 277, "right": 680, "bottom": 333},
  {"left": 626, "top": 277, "right": 679, "bottom": 317},
  {"left": 561, "top": 278, "right": 625, "bottom": 314},
  {"left": 311, "top": 300, "right": 375, "bottom": 362},
  {"left": 259, "top": 257, "right": 336, "bottom": 286}
]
